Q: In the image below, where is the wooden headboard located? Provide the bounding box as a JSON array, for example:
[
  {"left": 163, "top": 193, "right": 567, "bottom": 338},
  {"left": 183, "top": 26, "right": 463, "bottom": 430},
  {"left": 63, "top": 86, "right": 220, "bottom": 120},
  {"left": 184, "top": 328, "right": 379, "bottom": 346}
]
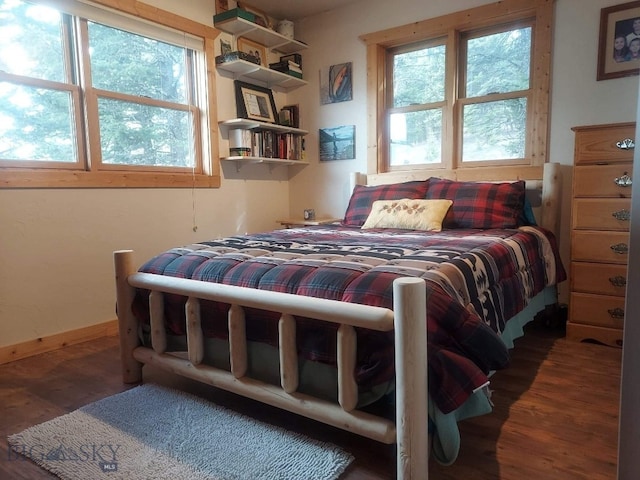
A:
[{"left": 350, "top": 162, "right": 562, "bottom": 239}]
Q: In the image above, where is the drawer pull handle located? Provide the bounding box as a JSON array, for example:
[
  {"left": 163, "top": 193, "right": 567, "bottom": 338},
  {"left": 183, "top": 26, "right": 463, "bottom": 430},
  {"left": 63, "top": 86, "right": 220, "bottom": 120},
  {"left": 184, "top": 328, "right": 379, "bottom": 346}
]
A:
[
  {"left": 612, "top": 209, "right": 631, "bottom": 221},
  {"left": 616, "top": 138, "right": 635, "bottom": 150},
  {"left": 610, "top": 243, "right": 629, "bottom": 254},
  {"left": 608, "top": 307, "right": 625, "bottom": 320},
  {"left": 614, "top": 172, "right": 633, "bottom": 187},
  {"left": 609, "top": 275, "right": 627, "bottom": 287}
]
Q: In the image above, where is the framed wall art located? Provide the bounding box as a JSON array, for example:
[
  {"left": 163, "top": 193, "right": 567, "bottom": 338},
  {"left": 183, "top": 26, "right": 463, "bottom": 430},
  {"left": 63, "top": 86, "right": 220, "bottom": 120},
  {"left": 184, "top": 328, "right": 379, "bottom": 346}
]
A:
[
  {"left": 320, "top": 62, "right": 353, "bottom": 104},
  {"left": 319, "top": 125, "right": 355, "bottom": 161},
  {"left": 234, "top": 80, "right": 277, "bottom": 123},
  {"left": 597, "top": 1, "right": 640, "bottom": 80}
]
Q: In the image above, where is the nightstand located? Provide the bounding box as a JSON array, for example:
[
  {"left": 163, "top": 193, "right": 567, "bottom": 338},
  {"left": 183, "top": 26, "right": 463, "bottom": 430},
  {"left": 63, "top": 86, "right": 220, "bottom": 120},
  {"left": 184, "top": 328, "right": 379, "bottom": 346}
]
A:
[{"left": 277, "top": 218, "right": 341, "bottom": 228}]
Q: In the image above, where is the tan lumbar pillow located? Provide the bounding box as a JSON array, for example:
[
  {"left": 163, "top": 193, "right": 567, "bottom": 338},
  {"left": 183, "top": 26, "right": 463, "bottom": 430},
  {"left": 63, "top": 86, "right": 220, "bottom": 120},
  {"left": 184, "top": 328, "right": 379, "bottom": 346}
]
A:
[{"left": 361, "top": 198, "right": 453, "bottom": 231}]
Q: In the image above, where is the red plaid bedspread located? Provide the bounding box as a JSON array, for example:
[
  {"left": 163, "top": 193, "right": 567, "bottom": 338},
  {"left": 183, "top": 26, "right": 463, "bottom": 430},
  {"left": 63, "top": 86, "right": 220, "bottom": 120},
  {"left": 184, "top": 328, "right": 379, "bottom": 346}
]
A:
[{"left": 132, "top": 225, "right": 565, "bottom": 414}]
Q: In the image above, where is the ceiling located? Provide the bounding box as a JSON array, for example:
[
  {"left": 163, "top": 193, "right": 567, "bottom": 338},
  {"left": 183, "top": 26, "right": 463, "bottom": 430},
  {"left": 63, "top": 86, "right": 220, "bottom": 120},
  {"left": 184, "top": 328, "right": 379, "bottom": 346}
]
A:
[{"left": 239, "top": 0, "right": 356, "bottom": 21}]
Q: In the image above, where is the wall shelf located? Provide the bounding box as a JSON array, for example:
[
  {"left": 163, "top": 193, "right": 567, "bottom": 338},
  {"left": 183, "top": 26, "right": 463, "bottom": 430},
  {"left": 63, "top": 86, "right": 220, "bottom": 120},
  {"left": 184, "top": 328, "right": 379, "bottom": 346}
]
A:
[
  {"left": 219, "top": 119, "right": 308, "bottom": 170},
  {"left": 216, "top": 59, "right": 306, "bottom": 91},
  {"left": 219, "top": 118, "right": 308, "bottom": 135},
  {"left": 222, "top": 156, "right": 309, "bottom": 171},
  {"left": 214, "top": 16, "right": 308, "bottom": 54}
]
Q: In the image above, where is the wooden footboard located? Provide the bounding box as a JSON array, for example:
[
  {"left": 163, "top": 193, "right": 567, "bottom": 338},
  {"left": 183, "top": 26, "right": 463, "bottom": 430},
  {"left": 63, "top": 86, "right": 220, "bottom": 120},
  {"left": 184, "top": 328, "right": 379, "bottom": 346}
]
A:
[{"left": 114, "top": 250, "right": 429, "bottom": 479}]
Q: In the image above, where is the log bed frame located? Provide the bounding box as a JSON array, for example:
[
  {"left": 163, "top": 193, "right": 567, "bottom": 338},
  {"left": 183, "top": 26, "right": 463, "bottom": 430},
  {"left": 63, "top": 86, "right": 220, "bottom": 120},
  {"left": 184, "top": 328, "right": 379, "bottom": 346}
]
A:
[{"left": 114, "top": 162, "right": 561, "bottom": 479}]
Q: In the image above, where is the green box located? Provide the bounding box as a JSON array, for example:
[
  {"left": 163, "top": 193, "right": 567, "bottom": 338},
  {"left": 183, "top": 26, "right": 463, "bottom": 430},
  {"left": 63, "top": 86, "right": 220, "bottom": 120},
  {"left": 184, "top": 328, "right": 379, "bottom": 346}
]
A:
[{"left": 213, "top": 8, "right": 256, "bottom": 25}]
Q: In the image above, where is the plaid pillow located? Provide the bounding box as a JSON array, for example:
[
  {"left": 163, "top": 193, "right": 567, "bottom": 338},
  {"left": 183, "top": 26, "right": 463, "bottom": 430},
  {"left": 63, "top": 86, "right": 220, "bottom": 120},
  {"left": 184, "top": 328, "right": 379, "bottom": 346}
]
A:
[
  {"left": 425, "top": 178, "right": 525, "bottom": 229},
  {"left": 342, "top": 180, "right": 430, "bottom": 227}
]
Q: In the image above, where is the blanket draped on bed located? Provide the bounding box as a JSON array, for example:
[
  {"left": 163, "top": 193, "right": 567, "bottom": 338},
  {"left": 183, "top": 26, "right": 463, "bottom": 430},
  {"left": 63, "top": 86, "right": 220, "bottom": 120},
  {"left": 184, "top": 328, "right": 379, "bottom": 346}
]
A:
[{"left": 133, "top": 224, "right": 565, "bottom": 414}]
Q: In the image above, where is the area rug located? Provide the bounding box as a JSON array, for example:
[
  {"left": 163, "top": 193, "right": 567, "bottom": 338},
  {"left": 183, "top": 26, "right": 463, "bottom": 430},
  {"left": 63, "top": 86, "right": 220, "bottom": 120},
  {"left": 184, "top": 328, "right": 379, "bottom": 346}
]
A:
[{"left": 7, "top": 383, "right": 354, "bottom": 479}]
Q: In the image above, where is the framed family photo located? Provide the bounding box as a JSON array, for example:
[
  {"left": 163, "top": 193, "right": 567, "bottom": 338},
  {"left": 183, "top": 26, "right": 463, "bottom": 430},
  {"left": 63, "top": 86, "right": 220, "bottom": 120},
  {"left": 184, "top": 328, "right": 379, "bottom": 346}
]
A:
[
  {"left": 237, "top": 37, "right": 267, "bottom": 66},
  {"left": 234, "top": 80, "right": 277, "bottom": 123},
  {"left": 598, "top": 1, "right": 640, "bottom": 80}
]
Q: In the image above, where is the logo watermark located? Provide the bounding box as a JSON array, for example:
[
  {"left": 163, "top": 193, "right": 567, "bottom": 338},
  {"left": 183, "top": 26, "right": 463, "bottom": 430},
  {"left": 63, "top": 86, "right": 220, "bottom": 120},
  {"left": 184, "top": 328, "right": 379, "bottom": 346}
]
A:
[{"left": 8, "top": 441, "right": 120, "bottom": 473}]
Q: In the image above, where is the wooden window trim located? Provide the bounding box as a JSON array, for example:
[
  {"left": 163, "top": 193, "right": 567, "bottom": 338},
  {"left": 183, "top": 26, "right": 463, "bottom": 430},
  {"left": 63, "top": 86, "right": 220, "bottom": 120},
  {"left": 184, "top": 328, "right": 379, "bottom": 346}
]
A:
[
  {"left": 0, "top": 0, "right": 221, "bottom": 189},
  {"left": 360, "top": 0, "right": 554, "bottom": 176}
]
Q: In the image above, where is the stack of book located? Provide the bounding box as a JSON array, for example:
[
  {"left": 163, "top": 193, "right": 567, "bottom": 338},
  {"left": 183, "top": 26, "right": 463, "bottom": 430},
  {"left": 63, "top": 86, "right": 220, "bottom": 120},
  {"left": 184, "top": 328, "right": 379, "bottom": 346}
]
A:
[
  {"left": 269, "top": 54, "right": 303, "bottom": 79},
  {"left": 228, "top": 128, "right": 303, "bottom": 160}
]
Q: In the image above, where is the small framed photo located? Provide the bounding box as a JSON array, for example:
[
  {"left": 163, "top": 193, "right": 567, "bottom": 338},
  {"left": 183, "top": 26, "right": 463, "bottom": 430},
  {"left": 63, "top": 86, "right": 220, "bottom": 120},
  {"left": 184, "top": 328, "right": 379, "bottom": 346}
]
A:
[
  {"left": 234, "top": 80, "right": 278, "bottom": 123},
  {"left": 237, "top": 37, "right": 267, "bottom": 67},
  {"left": 597, "top": 1, "right": 640, "bottom": 80},
  {"left": 303, "top": 209, "right": 315, "bottom": 221},
  {"left": 237, "top": 1, "right": 272, "bottom": 29},
  {"left": 215, "top": 0, "right": 229, "bottom": 14}
]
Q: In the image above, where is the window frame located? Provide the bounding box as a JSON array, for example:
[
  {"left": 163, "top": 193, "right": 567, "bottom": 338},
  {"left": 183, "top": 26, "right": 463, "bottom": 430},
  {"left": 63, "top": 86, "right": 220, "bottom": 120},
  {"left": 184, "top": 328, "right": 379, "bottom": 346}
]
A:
[
  {"left": 386, "top": 37, "right": 449, "bottom": 171},
  {"left": 360, "top": 0, "right": 553, "bottom": 177},
  {"left": 0, "top": 0, "right": 220, "bottom": 189}
]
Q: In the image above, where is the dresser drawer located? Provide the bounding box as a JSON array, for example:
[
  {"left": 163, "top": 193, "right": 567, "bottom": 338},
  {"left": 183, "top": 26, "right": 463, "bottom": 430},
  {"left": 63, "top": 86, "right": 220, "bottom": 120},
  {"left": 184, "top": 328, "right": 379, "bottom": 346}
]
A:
[
  {"left": 571, "top": 262, "right": 628, "bottom": 296},
  {"left": 571, "top": 230, "right": 629, "bottom": 264},
  {"left": 573, "top": 164, "right": 633, "bottom": 197},
  {"left": 566, "top": 323, "right": 623, "bottom": 348},
  {"left": 569, "top": 292, "right": 626, "bottom": 329},
  {"left": 573, "top": 123, "right": 636, "bottom": 165},
  {"left": 571, "top": 198, "right": 631, "bottom": 231}
]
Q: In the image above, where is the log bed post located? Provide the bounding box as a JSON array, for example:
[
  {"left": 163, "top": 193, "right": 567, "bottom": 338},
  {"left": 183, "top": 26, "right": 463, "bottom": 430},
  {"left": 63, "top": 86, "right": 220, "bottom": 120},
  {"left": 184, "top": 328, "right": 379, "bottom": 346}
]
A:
[
  {"left": 393, "top": 277, "right": 429, "bottom": 479},
  {"left": 541, "top": 162, "right": 562, "bottom": 236},
  {"left": 114, "top": 250, "right": 143, "bottom": 383}
]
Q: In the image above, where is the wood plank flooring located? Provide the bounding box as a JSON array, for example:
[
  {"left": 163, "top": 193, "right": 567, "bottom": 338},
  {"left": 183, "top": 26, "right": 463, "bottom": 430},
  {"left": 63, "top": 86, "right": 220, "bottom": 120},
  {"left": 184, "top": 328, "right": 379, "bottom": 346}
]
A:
[{"left": 0, "top": 321, "right": 621, "bottom": 479}]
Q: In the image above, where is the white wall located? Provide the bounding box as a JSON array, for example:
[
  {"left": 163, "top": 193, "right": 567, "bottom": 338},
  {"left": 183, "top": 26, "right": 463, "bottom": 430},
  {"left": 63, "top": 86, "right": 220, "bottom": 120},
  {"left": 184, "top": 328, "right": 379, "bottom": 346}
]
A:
[
  {"left": 288, "top": 0, "right": 640, "bottom": 304},
  {"left": 2, "top": 0, "right": 638, "bottom": 348}
]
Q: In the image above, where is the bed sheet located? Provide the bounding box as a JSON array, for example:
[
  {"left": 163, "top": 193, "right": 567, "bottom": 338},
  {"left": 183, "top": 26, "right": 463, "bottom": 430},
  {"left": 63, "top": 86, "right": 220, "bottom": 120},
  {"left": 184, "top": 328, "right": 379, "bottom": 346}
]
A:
[{"left": 132, "top": 224, "right": 566, "bottom": 414}]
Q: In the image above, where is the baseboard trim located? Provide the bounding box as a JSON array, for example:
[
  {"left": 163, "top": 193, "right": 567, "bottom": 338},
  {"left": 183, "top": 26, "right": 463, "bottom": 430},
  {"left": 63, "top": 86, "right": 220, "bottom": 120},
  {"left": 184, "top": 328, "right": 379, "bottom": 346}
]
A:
[{"left": 0, "top": 319, "right": 119, "bottom": 365}]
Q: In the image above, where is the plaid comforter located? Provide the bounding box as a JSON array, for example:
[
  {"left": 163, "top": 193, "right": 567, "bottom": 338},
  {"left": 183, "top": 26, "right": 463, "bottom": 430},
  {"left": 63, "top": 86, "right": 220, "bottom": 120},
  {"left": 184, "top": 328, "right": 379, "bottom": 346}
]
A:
[{"left": 133, "top": 224, "right": 565, "bottom": 414}]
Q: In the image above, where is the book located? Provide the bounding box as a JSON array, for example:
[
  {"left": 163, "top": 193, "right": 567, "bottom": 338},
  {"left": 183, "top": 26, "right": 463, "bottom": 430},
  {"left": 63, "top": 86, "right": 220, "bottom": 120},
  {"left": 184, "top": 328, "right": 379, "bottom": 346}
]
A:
[
  {"left": 281, "top": 104, "right": 299, "bottom": 128},
  {"left": 283, "top": 70, "right": 302, "bottom": 79},
  {"left": 213, "top": 7, "right": 255, "bottom": 24},
  {"left": 269, "top": 61, "right": 302, "bottom": 73},
  {"left": 280, "top": 53, "right": 302, "bottom": 68}
]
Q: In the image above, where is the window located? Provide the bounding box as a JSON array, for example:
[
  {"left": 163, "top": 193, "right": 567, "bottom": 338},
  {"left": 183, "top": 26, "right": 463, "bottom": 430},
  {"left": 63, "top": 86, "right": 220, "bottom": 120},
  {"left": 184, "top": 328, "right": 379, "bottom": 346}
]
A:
[
  {"left": 362, "top": 0, "right": 552, "bottom": 175},
  {"left": 460, "top": 25, "right": 532, "bottom": 164},
  {"left": 0, "top": 0, "right": 220, "bottom": 188}
]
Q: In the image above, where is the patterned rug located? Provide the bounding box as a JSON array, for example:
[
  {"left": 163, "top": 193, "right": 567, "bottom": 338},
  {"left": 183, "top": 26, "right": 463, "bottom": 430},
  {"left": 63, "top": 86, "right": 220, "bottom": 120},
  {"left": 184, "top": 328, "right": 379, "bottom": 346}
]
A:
[{"left": 7, "top": 383, "right": 353, "bottom": 479}]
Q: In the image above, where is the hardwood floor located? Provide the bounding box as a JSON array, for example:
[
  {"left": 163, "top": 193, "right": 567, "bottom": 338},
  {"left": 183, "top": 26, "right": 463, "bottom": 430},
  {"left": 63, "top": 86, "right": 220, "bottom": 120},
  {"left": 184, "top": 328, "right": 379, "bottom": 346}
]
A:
[{"left": 0, "top": 321, "right": 621, "bottom": 479}]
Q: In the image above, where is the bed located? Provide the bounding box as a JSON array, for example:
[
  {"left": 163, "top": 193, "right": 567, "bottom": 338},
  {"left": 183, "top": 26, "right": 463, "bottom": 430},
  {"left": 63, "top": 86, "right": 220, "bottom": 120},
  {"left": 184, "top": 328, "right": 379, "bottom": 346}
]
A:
[{"left": 114, "top": 162, "right": 565, "bottom": 479}]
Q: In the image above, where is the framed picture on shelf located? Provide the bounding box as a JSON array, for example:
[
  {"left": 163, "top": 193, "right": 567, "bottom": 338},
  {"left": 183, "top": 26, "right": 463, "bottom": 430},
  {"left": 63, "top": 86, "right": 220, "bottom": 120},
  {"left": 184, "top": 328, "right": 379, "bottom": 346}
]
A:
[
  {"left": 597, "top": 1, "right": 640, "bottom": 80},
  {"left": 215, "top": 0, "right": 229, "bottom": 14},
  {"left": 234, "top": 80, "right": 278, "bottom": 123},
  {"left": 237, "top": 1, "right": 271, "bottom": 28},
  {"left": 237, "top": 37, "right": 267, "bottom": 66}
]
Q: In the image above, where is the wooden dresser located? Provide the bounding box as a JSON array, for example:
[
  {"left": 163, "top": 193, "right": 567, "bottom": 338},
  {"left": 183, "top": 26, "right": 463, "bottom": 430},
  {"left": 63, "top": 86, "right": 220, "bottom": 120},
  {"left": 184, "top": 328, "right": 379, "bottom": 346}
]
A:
[{"left": 568, "top": 122, "right": 635, "bottom": 347}]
